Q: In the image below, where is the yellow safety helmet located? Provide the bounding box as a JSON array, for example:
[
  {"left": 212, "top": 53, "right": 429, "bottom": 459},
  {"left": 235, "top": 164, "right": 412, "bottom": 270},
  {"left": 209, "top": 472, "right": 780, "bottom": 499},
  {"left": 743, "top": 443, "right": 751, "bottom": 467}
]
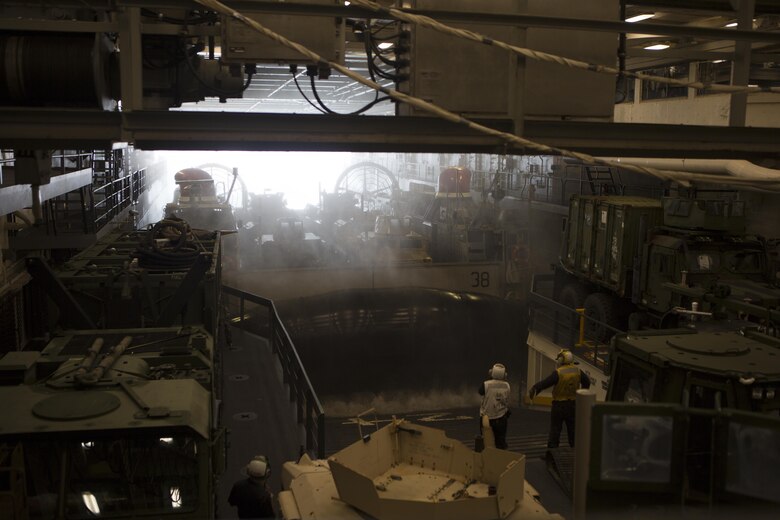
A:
[{"left": 556, "top": 349, "right": 573, "bottom": 366}]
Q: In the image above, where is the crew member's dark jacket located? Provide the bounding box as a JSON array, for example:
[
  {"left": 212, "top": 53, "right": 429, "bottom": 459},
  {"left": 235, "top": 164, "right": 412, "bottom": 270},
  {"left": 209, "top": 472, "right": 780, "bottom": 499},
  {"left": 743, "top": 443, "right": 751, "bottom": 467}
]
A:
[{"left": 228, "top": 478, "right": 275, "bottom": 519}]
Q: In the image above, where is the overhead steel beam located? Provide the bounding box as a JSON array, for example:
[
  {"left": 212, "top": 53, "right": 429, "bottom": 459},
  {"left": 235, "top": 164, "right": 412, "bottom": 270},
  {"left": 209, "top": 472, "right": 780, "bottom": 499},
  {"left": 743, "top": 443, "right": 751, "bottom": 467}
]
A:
[
  {"left": 2, "top": 2, "right": 779, "bottom": 43},
  {"left": 628, "top": 0, "right": 780, "bottom": 15},
  {"left": 521, "top": 120, "right": 780, "bottom": 159},
  {"left": 2, "top": 109, "right": 780, "bottom": 159}
]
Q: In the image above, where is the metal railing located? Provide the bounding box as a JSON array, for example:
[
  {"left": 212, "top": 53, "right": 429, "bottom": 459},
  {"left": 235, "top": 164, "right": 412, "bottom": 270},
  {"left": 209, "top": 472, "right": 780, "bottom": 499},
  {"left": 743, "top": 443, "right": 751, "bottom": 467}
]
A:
[
  {"left": 528, "top": 274, "right": 623, "bottom": 374},
  {"left": 221, "top": 284, "right": 325, "bottom": 459}
]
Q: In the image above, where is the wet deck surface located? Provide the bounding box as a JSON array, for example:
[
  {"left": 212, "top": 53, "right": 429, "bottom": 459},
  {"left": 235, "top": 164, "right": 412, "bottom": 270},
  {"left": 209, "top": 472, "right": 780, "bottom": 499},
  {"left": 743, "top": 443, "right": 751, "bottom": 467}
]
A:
[
  {"left": 217, "top": 327, "right": 301, "bottom": 519},
  {"left": 217, "top": 325, "right": 572, "bottom": 519}
]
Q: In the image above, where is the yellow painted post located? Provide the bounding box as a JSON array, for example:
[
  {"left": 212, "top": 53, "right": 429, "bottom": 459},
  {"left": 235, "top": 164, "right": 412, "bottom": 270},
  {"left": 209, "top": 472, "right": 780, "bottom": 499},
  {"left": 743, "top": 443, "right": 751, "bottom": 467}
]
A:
[{"left": 576, "top": 307, "right": 586, "bottom": 347}]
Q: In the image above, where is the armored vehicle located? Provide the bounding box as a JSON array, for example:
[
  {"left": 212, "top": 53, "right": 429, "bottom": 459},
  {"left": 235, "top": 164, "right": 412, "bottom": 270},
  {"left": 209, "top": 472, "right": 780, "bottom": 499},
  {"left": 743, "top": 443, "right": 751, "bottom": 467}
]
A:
[
  {"left": 582, "top": 325, "right": 780, "bottom": 516},
  {"left": 556, "top": 193, "right": 778, "bottom": 338},
  {"left": 0, "top": 326, "right": 224, "bottom": 519},
  {"left": 608, "top": 326, "right": 780, "bottom": 411},
  {"left": 1, "top": 218, "right": 228, "bottom": 519},
  {"left": 278, "top": 418, "right": 562, "bottom": 520}
]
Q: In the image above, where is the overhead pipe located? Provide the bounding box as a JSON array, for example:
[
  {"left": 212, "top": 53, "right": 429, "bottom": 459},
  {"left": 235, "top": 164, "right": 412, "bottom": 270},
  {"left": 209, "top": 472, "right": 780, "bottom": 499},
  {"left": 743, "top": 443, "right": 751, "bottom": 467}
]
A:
[
  {"left": 599, "top": 157, "right": 780, "bottom": 181},
  {"left": 598, "top": 157, "right": 780, "bottom": 190}
]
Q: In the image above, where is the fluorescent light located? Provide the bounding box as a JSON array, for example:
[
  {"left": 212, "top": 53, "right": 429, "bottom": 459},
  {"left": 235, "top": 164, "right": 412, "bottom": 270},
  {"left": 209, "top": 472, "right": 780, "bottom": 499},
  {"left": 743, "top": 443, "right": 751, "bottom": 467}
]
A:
[
  {"left": 726, "top": 19, "right": 756, "bottom": 27},
  {"left": 160, "top": 437, "right": 174, "bottom": 444},
  {"left": 626, "top": 13, "right": 655, "bottom": 23},
  {"left": 644, "top": 44, "right": 670, "bottom": 51},
  {"left": 170, "top": 487, "right": 182, "bottom": 509},
  {"left": 712, "top": 59, "right": 726, "bottom": 64},
  {"left": 748, "top": 84, "right": 759, "bottom": 88},
  {"left": 377, "top": 42, "right": 394, "bottom": 50},
  {"left": 82, "top": 492, "right": 101, "bottom": 515}
]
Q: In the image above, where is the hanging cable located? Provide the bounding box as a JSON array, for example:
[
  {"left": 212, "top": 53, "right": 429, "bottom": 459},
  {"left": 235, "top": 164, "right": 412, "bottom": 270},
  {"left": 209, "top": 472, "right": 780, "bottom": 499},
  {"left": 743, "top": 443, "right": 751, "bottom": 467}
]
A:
[
  {"left": 131, "top": 217, "right": 214, "bottom": 270},
  {"left": 290, "top": 65, "right": 327, "bottom": 113},
  {"left": 308, "top": 74, "right": 390, "bottom": 115}
]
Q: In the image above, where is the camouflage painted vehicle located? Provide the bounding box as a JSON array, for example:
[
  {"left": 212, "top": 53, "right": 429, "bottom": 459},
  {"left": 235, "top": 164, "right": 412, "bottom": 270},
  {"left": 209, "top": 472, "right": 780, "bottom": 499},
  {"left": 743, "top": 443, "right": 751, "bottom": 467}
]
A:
[
  {"left": 555, "top": 194, "right": 779, "bottom": 338},
  {"left": 527, "top": 194, "right": 780, "bottom": 514},
  {"left": 0, "top": 218, "right": 227, "bottom": 519},
  {"left": 583, "top": 325, "right": 780, "bottom": 516},
  {"left": 0, "top": 326, "right": 224, "bottom": 519},
  {"left": 278, "top": 418, "right": 562, "bottom": 520},
  {"left": 608, "top": 326, "right": 780, "bottom": 412}
]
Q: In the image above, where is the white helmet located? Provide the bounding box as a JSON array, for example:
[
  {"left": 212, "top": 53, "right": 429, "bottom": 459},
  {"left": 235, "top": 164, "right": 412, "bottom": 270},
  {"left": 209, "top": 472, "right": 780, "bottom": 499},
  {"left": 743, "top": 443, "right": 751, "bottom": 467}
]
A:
[
  {"left": 246, "top": 457, "right": 270, "bottom": 479},
  {"left": 556, "top": 350, "right": 573, "bottom": 366},
  {"left": 490, "top": 363, "right": 506, "bottom": 380}
]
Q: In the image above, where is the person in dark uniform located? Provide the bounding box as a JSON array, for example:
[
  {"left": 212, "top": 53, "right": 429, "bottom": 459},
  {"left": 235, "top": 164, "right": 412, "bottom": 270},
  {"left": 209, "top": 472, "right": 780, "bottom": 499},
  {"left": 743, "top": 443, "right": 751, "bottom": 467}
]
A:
[
  {"left": 228, "top": 456, "right": 275, "bottom": 519},
  {"left": 479, "top": 363, "right": 511, "bottom": 449},
  {"left": 528, "top": 349, "right": 590, "bottom": 448}
]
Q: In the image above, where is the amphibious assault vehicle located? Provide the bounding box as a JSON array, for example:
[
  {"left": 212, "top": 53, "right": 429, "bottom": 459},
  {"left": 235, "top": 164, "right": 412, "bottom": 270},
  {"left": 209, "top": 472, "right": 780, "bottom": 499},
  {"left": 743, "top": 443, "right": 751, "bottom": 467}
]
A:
[
  {"left": 278, "top": 418, "right": 562, "bottom": 520},
  {"left": 1, "top": 220, "right": 226, "bottom": 519}
]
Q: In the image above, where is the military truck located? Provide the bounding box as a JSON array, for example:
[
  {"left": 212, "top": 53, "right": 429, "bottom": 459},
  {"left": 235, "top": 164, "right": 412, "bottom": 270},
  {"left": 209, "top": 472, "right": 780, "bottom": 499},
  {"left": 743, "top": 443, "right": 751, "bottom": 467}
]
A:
[
  {"left": 527, "top": 191, "right": 780, "bottom": 513},
  {"left": 555, "top": 193, "right": 779, "bottom": 340}
]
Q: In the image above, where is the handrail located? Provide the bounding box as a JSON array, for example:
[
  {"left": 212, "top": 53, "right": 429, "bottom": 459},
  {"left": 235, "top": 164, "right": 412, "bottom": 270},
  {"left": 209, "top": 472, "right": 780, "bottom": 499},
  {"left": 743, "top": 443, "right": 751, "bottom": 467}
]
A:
[
  {"left": 528, "top": 273, "right": 623, "bottom": 374},
  {"left": 221, "top": 284, "right": 326, "bottom": 459}
]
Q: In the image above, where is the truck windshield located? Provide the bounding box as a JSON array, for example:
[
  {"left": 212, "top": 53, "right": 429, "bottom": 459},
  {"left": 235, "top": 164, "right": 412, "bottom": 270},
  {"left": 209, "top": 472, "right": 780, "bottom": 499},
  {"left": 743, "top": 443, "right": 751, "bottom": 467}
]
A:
[
  {"left": 15, "top": 434, "right": 200, "bottom": 518},
  {"left": 723, "top": 250, "right": 764, "bottom": 274},
  {"left": 686, "top": 248, "right": 764, "bottom": 274}
]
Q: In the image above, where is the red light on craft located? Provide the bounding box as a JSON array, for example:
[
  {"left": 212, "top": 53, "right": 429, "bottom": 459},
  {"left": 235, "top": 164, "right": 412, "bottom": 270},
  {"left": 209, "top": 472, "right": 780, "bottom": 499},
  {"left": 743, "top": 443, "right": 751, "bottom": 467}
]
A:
[{"left": 437, "top": 167, "right": 471, "bottom": 195}]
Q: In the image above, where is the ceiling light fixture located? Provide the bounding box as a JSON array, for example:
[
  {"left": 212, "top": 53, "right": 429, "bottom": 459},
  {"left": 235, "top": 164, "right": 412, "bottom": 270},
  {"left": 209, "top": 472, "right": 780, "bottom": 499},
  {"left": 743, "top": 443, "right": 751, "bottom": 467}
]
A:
[
  {"left": 725, "top": 22, "right": 738, "bottom": 27},
  {"left": 377, "top": 42, "right": 394, "bottom": 50},
  {"left": 626, "top": 13, "right": 655, "bottom": 23},
  {"left": 644, "top": 44, "right": 670, "bottom": 51}
]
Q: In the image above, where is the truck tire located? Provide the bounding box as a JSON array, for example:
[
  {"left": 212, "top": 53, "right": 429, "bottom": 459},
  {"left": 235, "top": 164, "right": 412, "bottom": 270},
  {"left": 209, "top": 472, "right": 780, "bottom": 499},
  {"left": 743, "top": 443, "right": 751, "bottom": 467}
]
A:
[
  {"left": 583, "top": 293, "right": 620, "bottom": 343},
  {"left": 557, "top": 283, "right": 588, "bottom": 346},
  {"left": 558, "top": 283, "right": 588, "bottom": 309}
]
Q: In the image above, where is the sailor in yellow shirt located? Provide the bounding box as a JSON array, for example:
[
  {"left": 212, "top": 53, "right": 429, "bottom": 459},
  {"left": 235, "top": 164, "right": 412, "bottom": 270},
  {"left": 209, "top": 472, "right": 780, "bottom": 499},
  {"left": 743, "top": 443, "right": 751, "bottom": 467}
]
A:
[{"left": 528, "top": 350, "right": 590, "bottom": 448}]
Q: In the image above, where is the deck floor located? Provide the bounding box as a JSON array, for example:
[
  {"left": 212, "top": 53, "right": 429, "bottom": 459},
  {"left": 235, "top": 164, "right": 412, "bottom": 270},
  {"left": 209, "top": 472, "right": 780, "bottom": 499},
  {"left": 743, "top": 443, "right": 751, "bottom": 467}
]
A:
[{"left": 217, "top": 325, "right": 571, "bottom": 519}]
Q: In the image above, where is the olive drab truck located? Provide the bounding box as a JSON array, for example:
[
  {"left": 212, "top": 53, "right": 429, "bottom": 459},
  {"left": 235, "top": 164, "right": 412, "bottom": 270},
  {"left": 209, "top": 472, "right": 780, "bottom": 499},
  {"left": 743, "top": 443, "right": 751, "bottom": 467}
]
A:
[
  {"left": 555, "top": 193, "right": 779, "bottom": 337},
  {"left": 527, "top": 192, "right": 780, "bottom": 401},
  {"left": 525, "top": 192, "right": 780, "bottom": 516}
]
